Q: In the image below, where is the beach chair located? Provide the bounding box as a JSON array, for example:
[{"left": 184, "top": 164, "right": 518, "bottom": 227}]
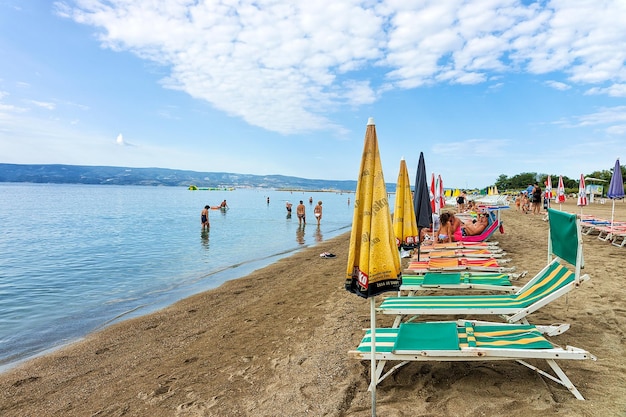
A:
[
  {"left": 406, "top": 257, "right": 514, "bottom": 274},
  {"left": 578, "top": 217, "right": 612, "bottom": 236},
  {"left": 452, "top": 210, "right": 504, "bottom": 243},
  {"left": 596, "top": 223, "right": 626, "bottom": 242},
  {"left": 350, "top": 319, "right": 596, "bottom": 400},
  {"left": 400, "top": 272, "right": 521, "bottom": 293},
  {"left": 417, "top": 248, "right": 507, "bottom": 258},
  {"left": 383, "top": 209, "right": 590, "bottom": 326},
  {"left": 419, "top": 241, "right": 501, "bottom": 252}
]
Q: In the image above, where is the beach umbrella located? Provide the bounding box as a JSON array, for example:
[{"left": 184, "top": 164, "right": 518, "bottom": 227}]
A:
[
  {"left": 607, "top": 158, "right": 625, "bottom": 228},
  {"left": 393, "top": 158, "right": 419, "bottom": 249},
  {"left": 557, "top": 175, "right": 566, "bottom": 209},
  {"left": 345, "top": 117, "right": 401, "bottom": 417},
  {"left": 577, "top": 174, "right": 588, "bottom": 216},
  {"left": 429, "top": 172, "right": 436, "bottom": 212},
  {"left": 413, "top": 152, "right": 433, "bottom": 261},
  {"left": 545, "top": 175, "right": 553, "bottom": 199},
  {"left": 436, "top": 174, "right": 445, "bottom": 214}
]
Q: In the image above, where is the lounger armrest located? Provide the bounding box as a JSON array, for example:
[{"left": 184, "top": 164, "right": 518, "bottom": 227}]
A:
[{"left": 565, "top": 346, "right": 597, "bottom": 361}]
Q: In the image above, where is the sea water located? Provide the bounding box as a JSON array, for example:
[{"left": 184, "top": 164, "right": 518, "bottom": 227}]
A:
[{"left": 0, "top": 183, "right": 382, "bottom": 370}]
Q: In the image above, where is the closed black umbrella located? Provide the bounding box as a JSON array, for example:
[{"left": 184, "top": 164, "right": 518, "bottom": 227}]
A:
[{"left": 413, "top": 152, "right": 433, "bottom": 260}]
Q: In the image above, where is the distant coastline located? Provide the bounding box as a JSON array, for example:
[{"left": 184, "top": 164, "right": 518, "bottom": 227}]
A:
[{"left": 0, "top": 163, "right": 364, "bottom": 191}]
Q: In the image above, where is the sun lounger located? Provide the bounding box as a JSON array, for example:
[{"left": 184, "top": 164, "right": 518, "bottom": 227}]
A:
[
  {"left": 452, "top": 212, "right": 503, "bottom": 243},
  {"left": 350, "top": 319, "right": 595, "bottom": 400},
  {"left": 419, "top": 241, "right": 501, "bottom": 252},
  {"left": 596, "top": 223, "right": 626, "bottom": 242},
  {"left": 384, "top": 209, "right": 589, "bottom": 325},
  {"left": 400, "top": 272, "right": 520, "bottom": 293},
  {"left": 384, "top": 260, "right": 588, "bottom": 326},
  {"left": 415, "top": 248, "right": 506, "bottom": 258},
  {"left": 406, "top": 257, "right": 514, "bottom": 273}
]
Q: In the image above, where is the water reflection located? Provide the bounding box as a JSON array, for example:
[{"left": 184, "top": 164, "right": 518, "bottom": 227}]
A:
[
  {"left": 296, "top": 225, "right": 305, "bottom": 244},
  {"left": 200, "top": 229, "right": 209, "bottom": 249},
  {"left": 314, "top": 225, "right": 323, "bottom": 242}
]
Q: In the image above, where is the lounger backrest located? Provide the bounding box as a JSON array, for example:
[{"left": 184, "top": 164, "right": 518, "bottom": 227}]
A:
[{"left": 548, "top": 209, "right": 579, "bottom": 266}]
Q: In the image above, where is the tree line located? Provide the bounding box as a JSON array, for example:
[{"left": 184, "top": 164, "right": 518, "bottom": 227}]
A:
[{"left": 493, "top": 164, "right": 626, "bottom": 195}]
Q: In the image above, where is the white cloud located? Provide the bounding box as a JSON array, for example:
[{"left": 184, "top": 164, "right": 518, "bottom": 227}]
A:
[
  {"left": 545, "top": 80, "right": 570, "bottom": 90},
  {"left": 116, "top": 133, "right": 125, "bottom": 145},
  {"left": 54, "top": 0, "right": 626, "bottom": 135},
  {"left": 606, "top": 124, "right": 626, "bottom": 135},
  {"left": 586, "top": 83, "right": 626, "bottom": 97},
  {"left": 575, "top": 106, "right": 626, "bottom": 127},
  {"left": 28, "top": 100, "right": 57, "bottom": 110}
]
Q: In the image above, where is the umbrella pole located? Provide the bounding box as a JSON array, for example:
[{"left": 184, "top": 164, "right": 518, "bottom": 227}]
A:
[
  {"left": 370, "top": 297, "right": 377, "bottom": 417},
  {"left": 417, "top": 226, "right": 422, "bottom": 261},
  {"left": 611, "top": 200, "right": 616, "bottom": 228}
]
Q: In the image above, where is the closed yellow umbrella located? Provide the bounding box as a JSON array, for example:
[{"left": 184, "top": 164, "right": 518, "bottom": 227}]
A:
[
  {"left": 345, "top": 117, "right": 401, "bottom": 416},
  {"left": 393, "top": 158, "right": 419, "bottom": 249}
]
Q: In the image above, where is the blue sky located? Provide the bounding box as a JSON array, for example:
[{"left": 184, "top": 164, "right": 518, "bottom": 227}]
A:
[{"left": 1, "top": 0, "right": 625, "bottom": 189}]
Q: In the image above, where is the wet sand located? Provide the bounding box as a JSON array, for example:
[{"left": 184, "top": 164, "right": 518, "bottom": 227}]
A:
[{"left": 1, "top": 198, "right": 625, "bottom": 416}]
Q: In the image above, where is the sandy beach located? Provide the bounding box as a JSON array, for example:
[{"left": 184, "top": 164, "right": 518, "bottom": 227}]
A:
[{"left": 1, "top": 198, "right": 626, "bottom": 417}]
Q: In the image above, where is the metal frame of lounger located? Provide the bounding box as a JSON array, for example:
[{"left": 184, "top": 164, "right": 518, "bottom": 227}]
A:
[
  {"left": 610, "top": 230, "right": 626, "bottom": 247},
  {"left": 349, "top": 319, "right": 596, "bottom": 400},
  {"left": 596, "top": 224, "right": 626, "bottom": 242}
]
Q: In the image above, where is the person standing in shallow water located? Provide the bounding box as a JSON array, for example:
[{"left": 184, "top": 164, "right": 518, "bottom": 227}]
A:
[
  {"left": 296, "top": 200, "right": 306, "bottom": 226},
  {"left": 314, "top": 200, "right": 323, "bottom": 225},
  {"left": 201, "top": 205, "right": 210, "bottom": 229}
]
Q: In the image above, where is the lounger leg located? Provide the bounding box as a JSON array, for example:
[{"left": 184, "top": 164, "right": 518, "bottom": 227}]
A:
[
  {"left": 516, "top": 359, "right": 585, "bottom": 400},
  {"left": 368, "top": 360, "right": 411, "bottom": 391}
]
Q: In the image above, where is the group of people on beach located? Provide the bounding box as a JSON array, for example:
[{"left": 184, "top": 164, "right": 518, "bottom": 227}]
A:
[
  {"left": 428, "top": 211, "right": 489, "bottom": 243},
  {"left": 514, "top": 182, "right": 544, "bottom": 215},
  {"left": 286, "top": 199, "right": 323, "bottom": 226},
  {"left": 201, "top": 198, "right": 324, "bottom": 230},
  {"left": 200, "top": 200, "right": 228, "bottom": 229}
]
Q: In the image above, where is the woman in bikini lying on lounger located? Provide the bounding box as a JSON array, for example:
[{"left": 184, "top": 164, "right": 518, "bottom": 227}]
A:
[{"left": 456, "top": 213, "right": 489, "bottom": 238}]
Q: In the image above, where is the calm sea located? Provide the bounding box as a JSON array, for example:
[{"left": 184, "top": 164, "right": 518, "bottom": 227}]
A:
[{"left": 0, "top": 183, "right": 375, "bottom": 371}]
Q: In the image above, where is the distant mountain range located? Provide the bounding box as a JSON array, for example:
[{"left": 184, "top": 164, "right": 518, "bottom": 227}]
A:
[{"left": 0, "top": 163, "right": 360, "bottom": 191}]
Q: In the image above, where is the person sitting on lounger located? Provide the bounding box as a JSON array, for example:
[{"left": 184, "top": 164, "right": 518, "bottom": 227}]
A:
[
  {"left": 458, "top": 213, "right": 489, "bottom": 237},
  {"left": 436, "top": 212, "right": 454, "bottom": 243}
]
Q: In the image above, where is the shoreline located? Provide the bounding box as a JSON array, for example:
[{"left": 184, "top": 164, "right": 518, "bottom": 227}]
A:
[
  {"left": 1, "top": 200, "right": 626, "bottom": 416},
  {"left": 0, "top": 225, "right": 352, "bottom": 374}
]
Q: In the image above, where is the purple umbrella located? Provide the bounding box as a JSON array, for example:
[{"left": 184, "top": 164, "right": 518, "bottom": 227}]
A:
[{"left": 607, "top": 158, "right": 625, "bottom": 227}]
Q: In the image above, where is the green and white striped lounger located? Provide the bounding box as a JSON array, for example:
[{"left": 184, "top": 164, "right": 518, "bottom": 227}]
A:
[
  {"left": 400, "top": 272, "right": 518, "bottom": 293},
  {"left": 350, "top": 320, "right": 595, "bottom": 400},
  {"left": 382, "top": 260, "right": 590, "bottom": 325}
]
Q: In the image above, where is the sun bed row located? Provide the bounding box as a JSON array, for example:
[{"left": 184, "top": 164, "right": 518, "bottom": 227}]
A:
[
  {"left": 351, "top": 209, "right": 595, "bottom": 400},
  {"left": 579, "top": 215, "right": 626, "bottom": 247}
]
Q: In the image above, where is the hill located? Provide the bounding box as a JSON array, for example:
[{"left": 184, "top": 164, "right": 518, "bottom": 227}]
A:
[{"left": 0, "top": 163, "right": 359, "bottom": 191}]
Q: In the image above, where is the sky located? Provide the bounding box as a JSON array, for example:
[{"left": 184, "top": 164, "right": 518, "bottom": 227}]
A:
[{"left": 1, "top": 0, "right": 625, "bottom": 189}]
